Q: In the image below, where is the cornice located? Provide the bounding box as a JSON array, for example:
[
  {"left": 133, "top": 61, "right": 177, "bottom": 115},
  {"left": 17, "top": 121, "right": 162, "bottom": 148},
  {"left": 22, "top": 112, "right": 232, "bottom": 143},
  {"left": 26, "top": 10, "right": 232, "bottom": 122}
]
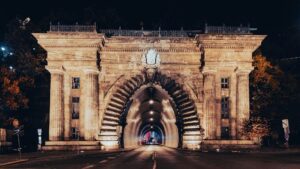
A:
[{"left": 101, "top": 47, "right": 199, "bottom": 53}]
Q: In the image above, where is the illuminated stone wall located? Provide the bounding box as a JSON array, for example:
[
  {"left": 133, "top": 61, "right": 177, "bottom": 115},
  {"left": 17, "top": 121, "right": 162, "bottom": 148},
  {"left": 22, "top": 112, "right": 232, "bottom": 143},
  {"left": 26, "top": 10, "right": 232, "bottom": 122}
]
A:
[{"left": 33, "top": 32, "right": 265, "bottom": 150}]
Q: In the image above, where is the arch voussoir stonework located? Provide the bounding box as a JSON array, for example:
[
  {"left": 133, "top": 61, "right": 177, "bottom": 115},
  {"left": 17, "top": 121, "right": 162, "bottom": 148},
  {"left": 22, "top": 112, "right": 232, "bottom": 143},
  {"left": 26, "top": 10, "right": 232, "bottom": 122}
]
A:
[{"left": 99, "top": 70, "right": 202, "bottom": 149}]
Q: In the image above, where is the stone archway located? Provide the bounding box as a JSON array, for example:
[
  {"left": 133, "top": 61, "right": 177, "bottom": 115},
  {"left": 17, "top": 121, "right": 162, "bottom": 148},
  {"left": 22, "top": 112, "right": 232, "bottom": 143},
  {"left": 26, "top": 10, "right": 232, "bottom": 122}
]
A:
[{"left": 99, "top": 70, "right": 202, "bottom": 149}]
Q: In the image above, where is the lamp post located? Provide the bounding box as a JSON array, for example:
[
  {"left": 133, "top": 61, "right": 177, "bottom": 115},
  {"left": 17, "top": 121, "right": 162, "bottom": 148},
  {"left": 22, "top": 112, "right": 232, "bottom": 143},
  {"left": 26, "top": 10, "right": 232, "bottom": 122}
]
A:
[{"left": 13, "top": 119, "right": 24, "bottom": 160}]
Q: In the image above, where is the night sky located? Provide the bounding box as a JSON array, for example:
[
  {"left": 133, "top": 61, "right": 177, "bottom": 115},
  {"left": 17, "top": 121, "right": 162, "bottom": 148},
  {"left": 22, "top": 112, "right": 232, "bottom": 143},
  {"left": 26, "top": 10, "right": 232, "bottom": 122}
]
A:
[{"left": 1, "top": 0, "right": 300, "bottom": 34}]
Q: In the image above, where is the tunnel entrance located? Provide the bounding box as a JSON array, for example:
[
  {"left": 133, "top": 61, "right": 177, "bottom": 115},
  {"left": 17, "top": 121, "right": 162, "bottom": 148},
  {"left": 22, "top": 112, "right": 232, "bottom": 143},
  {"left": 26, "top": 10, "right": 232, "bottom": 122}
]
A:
[
  {"left": 99, "top": 71, "right": 202, "bottom": 149},
  {"left": 122, "top": 85, "right": 179, "bottom": 148}
]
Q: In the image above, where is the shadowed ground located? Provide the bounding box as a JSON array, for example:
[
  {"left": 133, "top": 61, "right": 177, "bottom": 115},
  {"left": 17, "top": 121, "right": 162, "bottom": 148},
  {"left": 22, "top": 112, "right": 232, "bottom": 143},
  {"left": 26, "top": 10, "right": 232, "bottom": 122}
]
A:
[{"left": 2, "top": 145, "right": 300, "bottom": 169}]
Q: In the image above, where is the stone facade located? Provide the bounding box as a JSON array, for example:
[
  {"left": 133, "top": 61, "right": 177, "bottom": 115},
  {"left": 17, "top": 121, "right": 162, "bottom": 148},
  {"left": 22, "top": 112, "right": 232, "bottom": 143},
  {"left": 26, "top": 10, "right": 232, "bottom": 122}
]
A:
[{"left": 33, "top": 31, "right": 265, "bottom": 150}]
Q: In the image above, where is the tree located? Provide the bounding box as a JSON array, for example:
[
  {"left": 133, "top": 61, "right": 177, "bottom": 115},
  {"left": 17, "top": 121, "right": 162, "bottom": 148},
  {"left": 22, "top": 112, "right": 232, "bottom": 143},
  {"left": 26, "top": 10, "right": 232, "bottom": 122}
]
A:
[
  {"left": 242, "top": 117, "right": 271, "bottom": 145},
  {"left": 0, "top": 18, "right": 47, "bottom": 129},
  {"left": 250, "top": 54, "right": 283, "bottom": 118},
  {"left": 248, "top": 53, "right": 300, "bottom": 145}
]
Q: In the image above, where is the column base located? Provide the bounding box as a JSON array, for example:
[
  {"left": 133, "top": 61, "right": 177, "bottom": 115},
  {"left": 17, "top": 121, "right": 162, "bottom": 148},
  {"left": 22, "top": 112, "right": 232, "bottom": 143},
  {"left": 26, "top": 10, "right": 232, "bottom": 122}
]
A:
[
  {"left": 201, "top": 140, "right": 259, "bottom": 151},
  {"left": 42, "top": 141, "right": 101, "bottom": 150},
  {"left": 0, "top": 141, "right": 12, "bottom": 153}
]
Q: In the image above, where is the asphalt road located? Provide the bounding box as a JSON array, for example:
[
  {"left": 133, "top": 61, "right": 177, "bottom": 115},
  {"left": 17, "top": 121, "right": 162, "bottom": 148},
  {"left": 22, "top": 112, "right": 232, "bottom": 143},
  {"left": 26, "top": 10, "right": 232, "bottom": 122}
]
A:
[{"left": 5, "top": 145, "right": 300, "bottom": 169}]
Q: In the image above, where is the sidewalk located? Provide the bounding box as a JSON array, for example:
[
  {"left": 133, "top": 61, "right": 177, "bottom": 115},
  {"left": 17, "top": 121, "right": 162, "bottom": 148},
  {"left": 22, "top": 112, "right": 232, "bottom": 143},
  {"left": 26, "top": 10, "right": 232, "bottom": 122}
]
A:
[
  {"left": 0, "top": 148, "right": 132, "bottom": 167},
  {"left": 178, "top": 146, "right": 300, "bottom": 153}
]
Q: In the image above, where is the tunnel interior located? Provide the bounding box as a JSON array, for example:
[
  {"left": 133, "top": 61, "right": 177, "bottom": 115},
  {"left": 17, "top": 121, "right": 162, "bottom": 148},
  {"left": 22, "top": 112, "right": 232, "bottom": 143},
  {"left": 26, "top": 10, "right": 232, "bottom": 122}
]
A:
[{"left": 122, "top": 85, "right": 180, "bottom": 148}]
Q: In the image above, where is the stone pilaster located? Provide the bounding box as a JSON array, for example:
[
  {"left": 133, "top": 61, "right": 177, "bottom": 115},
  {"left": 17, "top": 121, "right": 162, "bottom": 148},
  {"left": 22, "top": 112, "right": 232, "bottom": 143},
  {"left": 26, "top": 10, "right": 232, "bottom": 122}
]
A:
[
  {"left": 203, "top": 73, "right": 216, "bottom": 139},
  {"left": 83, "top": 72, "right": 99, "bottom": 140},
  {"left": 236, "top": 73, "right": 250, "bottom": 139},
  {"left": 230, "top": 74, "right": 237, "bottom": 139},
  {"left": 49, "top": 73, "right": 64, "bottom": 141},
  {"left": 215, "top": 74, "right": 221, "bottom": 139},
  {"left": 63, "top": 74, "right": 71, "bottom": 140},
  {"left": 98, "top": 75, "right": 105, "bottom": 138}
]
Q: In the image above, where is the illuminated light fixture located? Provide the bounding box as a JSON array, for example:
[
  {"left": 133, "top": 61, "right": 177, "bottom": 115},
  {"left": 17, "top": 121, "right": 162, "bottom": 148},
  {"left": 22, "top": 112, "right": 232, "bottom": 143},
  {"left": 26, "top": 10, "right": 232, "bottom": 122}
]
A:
[
  {"left": 151, "top": 126, "right": 153, "bottom": 129},
  {"left": 149, "top": 111, "right": 154, "bottom": 115},
  {"left": 1, "top": 47, "right": 6, "bottom": 51},
  {"left": 150, "top": 118, "right": 153, "bottom": 121},
  {"left": 149, "top": 100, "right": 154, "bottom": 104}
]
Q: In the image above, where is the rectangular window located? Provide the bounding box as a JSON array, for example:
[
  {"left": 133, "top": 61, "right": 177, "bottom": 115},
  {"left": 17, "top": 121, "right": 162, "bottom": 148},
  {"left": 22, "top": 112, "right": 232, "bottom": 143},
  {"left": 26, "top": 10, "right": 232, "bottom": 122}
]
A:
[
  {"left": 72, "top": 97, "right": 80, "bottom": 119},
  {"left": 221, "top": 127, "right": 230, "bottom": 139},
  {"left": 72, "top": 77, "right": 80, "bottom": 89},
  {"left": 71, "top": 127, "right": 79, "bottom": 140},
  {"left": 221, "top": 97, "right": 229, "bottom": 119},
  {"left": 221, "top": 78, "right": 229, "bottom": 89}
]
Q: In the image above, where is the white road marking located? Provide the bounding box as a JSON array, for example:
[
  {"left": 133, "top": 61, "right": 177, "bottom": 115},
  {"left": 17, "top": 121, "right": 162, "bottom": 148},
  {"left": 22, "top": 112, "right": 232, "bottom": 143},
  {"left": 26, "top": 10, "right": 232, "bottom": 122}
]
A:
[
  {"left": 152, "top": 151, "right": 157, "bottom": 169},
  {"left": 81, "top": 164, "right": 94, "bottom": 169},
  {"left": 107, "top": 156, "right": 116, "bottom": 160},
  {"left": 152, "top": 161, "right": 157, "bottom": 169},
  {"left": 99, "top": 159, "right": 108, "bottom": 164}
]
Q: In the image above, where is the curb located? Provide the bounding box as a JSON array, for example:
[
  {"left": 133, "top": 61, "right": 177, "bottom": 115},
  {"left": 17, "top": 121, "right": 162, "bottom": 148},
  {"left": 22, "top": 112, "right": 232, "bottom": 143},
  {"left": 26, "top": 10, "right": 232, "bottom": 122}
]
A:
[{"left": 0, "top": 159, "right": 29, "bottom": 167}]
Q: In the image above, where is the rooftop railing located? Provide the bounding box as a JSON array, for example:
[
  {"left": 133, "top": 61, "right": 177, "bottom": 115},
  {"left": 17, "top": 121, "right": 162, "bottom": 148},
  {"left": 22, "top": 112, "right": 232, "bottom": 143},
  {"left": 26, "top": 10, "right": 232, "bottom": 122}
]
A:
[
  {"left": 99, "top": 28, "right": 201, "bottom": 37},
  {"left": 204, "top": 24, "right": 257, "bottom": 34},
  {"left": 49, "top": 23, "right": 97, "bottom": 32},
  {"left": 48, "top": 23, "right": 257, "bottom": 35}
]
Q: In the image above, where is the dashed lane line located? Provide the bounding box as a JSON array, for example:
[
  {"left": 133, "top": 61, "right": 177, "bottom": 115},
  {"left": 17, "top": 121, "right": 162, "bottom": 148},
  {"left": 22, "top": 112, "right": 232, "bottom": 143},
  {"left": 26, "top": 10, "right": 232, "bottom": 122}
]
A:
[
  {"left": 81, "top": 164, "right": 94, "bottom": 169},
  {"left": 152, "top": 151, "right": 157, "bottom": 169},
  {"left": 107, "top": 156, "right": 116, "bottom": 160},
  {"left": 99, "top": 159, "right": 108, "bottom": 164}
]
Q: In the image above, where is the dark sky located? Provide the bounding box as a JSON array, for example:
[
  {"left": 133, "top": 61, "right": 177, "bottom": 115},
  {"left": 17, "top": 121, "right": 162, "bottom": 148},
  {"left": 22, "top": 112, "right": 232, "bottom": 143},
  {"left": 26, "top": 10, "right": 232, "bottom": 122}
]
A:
[{"left": 0, "top": 0, "right": 300, "bottom": 33}]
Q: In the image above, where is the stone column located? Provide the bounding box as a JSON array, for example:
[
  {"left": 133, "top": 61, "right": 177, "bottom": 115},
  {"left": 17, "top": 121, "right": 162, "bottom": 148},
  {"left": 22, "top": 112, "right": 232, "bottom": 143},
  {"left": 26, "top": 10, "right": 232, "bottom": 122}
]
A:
[
  {"left": 98, "top": 75, "right": 105, "bottom": 138},
  {"left": 64, "top": 74, "right": 71, "bottom": 140},
  {"left": 203, "top": 73, "right": 216, "bottom": 139},
  {"left": 49, "top": 73, "right": 64, "bottom": 141},
  {"left": 83, "top": 72, "right": 99, "bottom": 140},
  {"left": 230, "top": 74, "right": 237, "bottom": 139},
  {"left": 215, "top": 74, "right": 221, "bottom": 139},
  {"left": 236, "top": 73, "right": 250, "bottom": 139}
]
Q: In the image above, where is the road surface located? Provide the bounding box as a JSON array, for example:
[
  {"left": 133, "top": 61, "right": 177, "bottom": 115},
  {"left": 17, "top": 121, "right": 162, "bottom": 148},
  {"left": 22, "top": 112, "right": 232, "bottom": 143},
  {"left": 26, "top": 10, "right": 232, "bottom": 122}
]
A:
[{"left": 5, "top": 145, "right": 300, "bottom": 169}]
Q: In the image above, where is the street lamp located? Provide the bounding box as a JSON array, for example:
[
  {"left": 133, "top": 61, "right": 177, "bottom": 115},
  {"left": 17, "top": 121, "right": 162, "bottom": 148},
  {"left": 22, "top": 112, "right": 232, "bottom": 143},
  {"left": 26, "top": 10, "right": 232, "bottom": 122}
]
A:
[{"left": 1, "top": 47, "right": 6, "bottom": 51}]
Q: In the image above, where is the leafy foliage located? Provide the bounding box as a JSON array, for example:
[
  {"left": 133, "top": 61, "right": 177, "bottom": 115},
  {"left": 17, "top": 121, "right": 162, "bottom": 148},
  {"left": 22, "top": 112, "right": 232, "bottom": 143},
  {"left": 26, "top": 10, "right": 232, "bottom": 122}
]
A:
[
  {"left": 242, "top": 117, "right": 271, "bottom": 144},
  {"left": 0, "top": 19, "right": 47, "bottom": 128},
  {"left": 250, "top": 54, "right": 284, "bottom": 118}
]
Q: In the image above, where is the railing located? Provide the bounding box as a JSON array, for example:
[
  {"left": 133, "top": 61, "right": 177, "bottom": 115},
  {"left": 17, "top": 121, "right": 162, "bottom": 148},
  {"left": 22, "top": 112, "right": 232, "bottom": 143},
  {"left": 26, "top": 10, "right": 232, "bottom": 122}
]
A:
[
  {"left": 99, "top": 28, "right": 201, "bottom": 37},
  {"left": 48, "top": 23, "right": 257, "bottom": 35},
  {"left": 204, "top": 24, "right": 257, "bottom": 34},
  {"left": 49, "top": 23, "right": 97, "bottom": 32}
]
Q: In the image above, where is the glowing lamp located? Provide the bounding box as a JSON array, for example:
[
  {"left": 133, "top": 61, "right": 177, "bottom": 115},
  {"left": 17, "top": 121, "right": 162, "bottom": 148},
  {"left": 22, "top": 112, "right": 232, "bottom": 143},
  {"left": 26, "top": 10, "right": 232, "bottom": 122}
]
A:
[{"left": 149, "top": 100, "right": 154, "bottom": 104}]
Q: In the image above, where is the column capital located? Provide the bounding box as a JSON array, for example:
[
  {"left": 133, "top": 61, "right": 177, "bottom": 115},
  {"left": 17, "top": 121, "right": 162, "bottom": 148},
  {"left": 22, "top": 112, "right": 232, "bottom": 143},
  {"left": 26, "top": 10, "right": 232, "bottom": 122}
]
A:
[
  {"left": 202, "top": 70, "right": 217, "bottom": 75},
  {"left": 235, "top": 69, "right": 252, "bottom": 75},
  {"left": 46, "top": 66, "right": 64, "bottom": 74},
  {"left": 83, "top": 68, "right": 100, "bottom": 75}
]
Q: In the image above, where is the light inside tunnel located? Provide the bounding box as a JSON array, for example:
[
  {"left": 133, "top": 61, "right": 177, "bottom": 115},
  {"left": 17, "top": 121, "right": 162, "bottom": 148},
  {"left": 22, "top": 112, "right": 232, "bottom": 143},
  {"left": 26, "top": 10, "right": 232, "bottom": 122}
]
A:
[
  {"left": 142, "top": 130, "right": 162, "bottom": 145},
  {"left": 149, "top": 99, "right": 154, "bottom": 104},
  {"left": 123, "top": 85, "right": 179, "bottom": 148}
]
